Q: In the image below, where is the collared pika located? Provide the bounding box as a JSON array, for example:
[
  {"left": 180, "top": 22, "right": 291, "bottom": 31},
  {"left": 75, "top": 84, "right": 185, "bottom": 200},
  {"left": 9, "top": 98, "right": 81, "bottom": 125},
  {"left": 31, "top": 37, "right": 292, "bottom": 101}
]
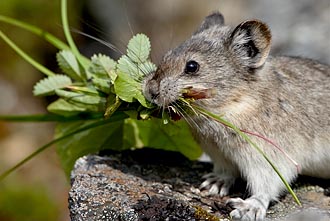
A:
[{"left": 142, "top": 12, "right": 330, "bottom": 221}]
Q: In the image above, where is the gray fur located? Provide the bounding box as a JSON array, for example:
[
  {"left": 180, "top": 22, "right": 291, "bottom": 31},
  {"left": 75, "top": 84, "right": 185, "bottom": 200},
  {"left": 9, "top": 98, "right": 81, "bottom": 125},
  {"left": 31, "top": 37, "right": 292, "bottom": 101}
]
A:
[{"left": 142, "top": 12, "right": 330, "bottom": 221}]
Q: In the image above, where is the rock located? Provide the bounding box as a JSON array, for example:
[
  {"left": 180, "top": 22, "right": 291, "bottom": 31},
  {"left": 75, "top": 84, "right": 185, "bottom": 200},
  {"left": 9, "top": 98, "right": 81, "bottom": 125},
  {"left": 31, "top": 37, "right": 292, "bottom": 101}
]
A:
[{"left": 69, "top": 149, "right": 330, "bottom": 221}]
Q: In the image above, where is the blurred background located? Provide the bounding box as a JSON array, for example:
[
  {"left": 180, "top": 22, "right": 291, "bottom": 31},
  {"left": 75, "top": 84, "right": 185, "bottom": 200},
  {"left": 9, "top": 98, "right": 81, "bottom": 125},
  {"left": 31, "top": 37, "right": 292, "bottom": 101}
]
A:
[{"left": 0, "top": 0, "right": 329, "bottom": 220}]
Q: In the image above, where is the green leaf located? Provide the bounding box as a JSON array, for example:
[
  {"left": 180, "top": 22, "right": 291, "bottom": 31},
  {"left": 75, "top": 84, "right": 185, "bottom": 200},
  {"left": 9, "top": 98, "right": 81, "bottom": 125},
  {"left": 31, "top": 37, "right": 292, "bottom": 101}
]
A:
[
  {"left": 47, "top": 99, "right": 89, "bottom": 116},
  {"left": 91, "top": 78, "right": 111, "bottom": 94},
  {"left": 117, "top": 55, "right": 156, "bottom": 81},
  {"left": 114, "top": 71, "right": 140, "bottom": 103},
  {"left": 56, "top": 50, "right": 84, "bottom": 81},
  {"left": 55, "top": 89, "right": 106, "bottom": 107},
  {"left": 114, "top": 71, "right": 152, "bottom": 108},
  {"left": 55, "top": 114, "right": 201, "bottom": 176},
  {"left": 139, "top": 60, "right": 157, "bottom": 76},
  {"left": 114, "top": 34, "right": 156, "bottom": 107},
  {"left": 89, "top": 54, "right": 117, "bottom": 80},
  {"left": 55, "top": 118, "right": 127, "bottom": 175},
  {"left": 127, "top": 33, "right": 151, "bottom": 63},
  {"left": 33, "top": 75, "right": 72, "bottom": 96},
  {"left": 117, "top": 55, "right": 140, "bottom": 79},
  {"left": 123, "top": 118, "right": 202, "bottom": 160}
]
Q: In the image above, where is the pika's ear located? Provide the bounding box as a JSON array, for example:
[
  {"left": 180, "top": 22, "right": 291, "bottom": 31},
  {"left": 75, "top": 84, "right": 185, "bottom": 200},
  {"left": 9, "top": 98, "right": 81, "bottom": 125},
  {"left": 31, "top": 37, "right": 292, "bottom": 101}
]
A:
[
  {"left": 194, "top": 12, "right": 225, "bottom": 35},
  {"left": 229, "top": 20, "right": 271, "bottom": 69}
]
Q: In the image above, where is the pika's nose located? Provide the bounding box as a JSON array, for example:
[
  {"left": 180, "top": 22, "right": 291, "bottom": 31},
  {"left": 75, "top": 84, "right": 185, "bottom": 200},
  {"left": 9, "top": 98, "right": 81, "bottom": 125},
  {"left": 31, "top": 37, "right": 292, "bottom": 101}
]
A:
[{"left": 148, "top": 79, "right": 160, "bottom": 100}]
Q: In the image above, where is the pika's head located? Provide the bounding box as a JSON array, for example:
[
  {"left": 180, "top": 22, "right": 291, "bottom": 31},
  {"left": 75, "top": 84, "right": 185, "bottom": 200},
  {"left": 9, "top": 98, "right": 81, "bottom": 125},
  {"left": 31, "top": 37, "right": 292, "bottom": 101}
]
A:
[{"left": 143, "top": 12, "right": 271, "bottom": 114}]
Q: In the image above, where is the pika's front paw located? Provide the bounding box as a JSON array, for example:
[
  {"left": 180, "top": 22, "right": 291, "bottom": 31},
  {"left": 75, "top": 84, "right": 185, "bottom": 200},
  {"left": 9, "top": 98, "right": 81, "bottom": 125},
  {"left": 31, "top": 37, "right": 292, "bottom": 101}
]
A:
[
  {"left": 226, "top": 197, "right": 267, "bottom": 221},
  {"left": 199, "top": 172, "right": 235, "bottom": 197}
]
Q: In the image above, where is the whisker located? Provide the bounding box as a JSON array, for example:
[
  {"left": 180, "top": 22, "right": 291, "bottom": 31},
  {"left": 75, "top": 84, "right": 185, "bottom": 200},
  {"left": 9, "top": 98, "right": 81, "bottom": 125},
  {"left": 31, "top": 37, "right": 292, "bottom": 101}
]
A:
[
  {"left": 78, "top": 20, "right": 108, "bottom": 38},
  {"left": 170, "top": 103, "right": 196, "bottom": 130},
  {"left": 122, "top": 0, "right": 134, "bottom": 37},
  {"left": 72, "top": 29, "right": 124, "bottom": 55},
  {"left": 172, "top": 101, "right": 203, "bottom": 133}
]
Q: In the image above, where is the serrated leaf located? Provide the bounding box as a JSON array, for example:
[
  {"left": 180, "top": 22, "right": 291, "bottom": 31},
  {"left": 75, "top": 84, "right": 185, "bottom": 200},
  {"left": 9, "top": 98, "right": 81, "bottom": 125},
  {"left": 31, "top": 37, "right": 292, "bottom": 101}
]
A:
[
  {"left": 113, "top": 34, "right": 156, "bottom": 107},
  {"left": 89, "top": 54, "right": 117, "bottom": 80},
  {"left": 114, "top": 72, "right": 139, "bottom": 103},
  {"left": 114, "top": 71, "right": 152, "bottom": 108},
  {"left": 127, "top": 33, "right": 151, "bottom": 63},
  {"left": 92, "top": 78, "right": 111, "bottom": 94},
  {"left": 117, "top": 55, "right": 140, "bottom": 79},
  {"left": 56, "top": 50, "right": 84, "bottom": 81},
  {"left": 117, "top": 55, "right": 155, "bottom": 81},
  {"left": 115, "top": 56, "right": 156, "bottom": 107},
  {"left": 47, "top": 99, "right": 88, "bottom": 116},
  {"left": 108, "top": 69, "right": 117, "bottom": 82},
  {"left": 33, "top": 75, "right": 72, "bottom": 96},
  {"left": 55, "top": 89, "right": 107, "bottom": 107},
  {"left": 139, "top": 60, "right": 157, "bottom": 76}
]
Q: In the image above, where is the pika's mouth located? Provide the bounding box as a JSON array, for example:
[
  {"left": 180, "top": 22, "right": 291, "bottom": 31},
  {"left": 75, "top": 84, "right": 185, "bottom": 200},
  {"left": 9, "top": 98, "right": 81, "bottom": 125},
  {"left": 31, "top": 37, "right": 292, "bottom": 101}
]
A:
[{"left": 166, "top": 87, "right": 216, "bottom": 121}]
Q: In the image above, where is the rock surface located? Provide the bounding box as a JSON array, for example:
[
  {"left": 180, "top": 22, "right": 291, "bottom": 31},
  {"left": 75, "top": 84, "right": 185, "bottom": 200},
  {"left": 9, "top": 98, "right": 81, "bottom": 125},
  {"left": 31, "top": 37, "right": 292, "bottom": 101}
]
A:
[{"left": 69, "top": 150, "right": 330, "bottom": 221}]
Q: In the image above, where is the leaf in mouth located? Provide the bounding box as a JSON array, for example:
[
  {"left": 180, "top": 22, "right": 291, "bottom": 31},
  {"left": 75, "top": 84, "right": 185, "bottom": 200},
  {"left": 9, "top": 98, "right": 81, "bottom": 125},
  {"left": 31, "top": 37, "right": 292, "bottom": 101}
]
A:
[{"left": 182, "top": 87, "right": 216, "bottom": 100}]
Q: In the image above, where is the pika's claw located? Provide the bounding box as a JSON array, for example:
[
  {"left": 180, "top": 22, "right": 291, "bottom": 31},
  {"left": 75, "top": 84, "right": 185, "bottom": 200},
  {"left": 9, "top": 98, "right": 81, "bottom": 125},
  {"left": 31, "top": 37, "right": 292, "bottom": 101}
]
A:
[
  {"left": 200, "top": 172, "right": 235, "bottom": 197},
  {"left": 226, "top": 197, "right": 267, "bottom": 221}
]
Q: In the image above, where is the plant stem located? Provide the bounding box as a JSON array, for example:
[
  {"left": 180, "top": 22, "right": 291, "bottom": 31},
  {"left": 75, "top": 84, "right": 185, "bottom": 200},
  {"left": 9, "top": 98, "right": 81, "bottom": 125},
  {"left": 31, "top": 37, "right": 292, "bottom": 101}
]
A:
[
  {"left": 66, "top": 85, "right": 100, "bottom": 96},
  {"left": 0, "top": 31, "right": 56, "bottom": 76},
  {"left": 0, "top": 113, "right": 103, "bottom": 122},
  {"left": 61, "top": 0, "right": 89, "bottom": 74},
  {"left": 104, "top": 96, "right": 122, "bottom": 119},
  {"left": 0, "top": 15, "right": 70, "bottom": 50}
]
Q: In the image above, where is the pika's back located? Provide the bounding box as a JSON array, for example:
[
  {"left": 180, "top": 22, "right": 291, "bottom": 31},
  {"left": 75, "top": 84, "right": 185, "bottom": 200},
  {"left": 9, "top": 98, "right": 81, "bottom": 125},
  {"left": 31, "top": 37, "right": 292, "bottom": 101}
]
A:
[
  {"left": 268, "top": 57, "right": 330, "bottom": 134},
  {"left": 271, "top": 57, "right": 330, "bottom": 115}
]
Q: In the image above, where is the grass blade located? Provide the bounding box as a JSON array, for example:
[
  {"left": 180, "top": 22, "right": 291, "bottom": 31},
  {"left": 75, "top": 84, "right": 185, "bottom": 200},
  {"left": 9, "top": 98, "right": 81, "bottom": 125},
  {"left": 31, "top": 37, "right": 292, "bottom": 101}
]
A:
[
  {"left": 61, "top": 0, "right": 89, "bottom": 73},
  {"left": 0, "top": 15, "right": 90, "bottom": 65},
  {"left": 240, "top": 129, "right": 300, "bottom": 172},
  {"left": 0, "top": 112, "right": 128, "bottom": 181},
  {"left": 0, "top": 30, "right": 56, "bottom": 77},
  {"left": 0, "top": 15, "right": 70, "bottom": 50},
  {"left": 192, "top": 105, "right": 301, "bottom": 206}
]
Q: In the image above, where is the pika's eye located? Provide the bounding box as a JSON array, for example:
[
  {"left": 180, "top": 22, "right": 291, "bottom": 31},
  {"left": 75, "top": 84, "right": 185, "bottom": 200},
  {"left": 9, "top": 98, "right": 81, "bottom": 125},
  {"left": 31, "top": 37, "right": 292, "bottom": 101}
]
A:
[{"left": 184, "top": 60, "right": 199, "bottom": 74}]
